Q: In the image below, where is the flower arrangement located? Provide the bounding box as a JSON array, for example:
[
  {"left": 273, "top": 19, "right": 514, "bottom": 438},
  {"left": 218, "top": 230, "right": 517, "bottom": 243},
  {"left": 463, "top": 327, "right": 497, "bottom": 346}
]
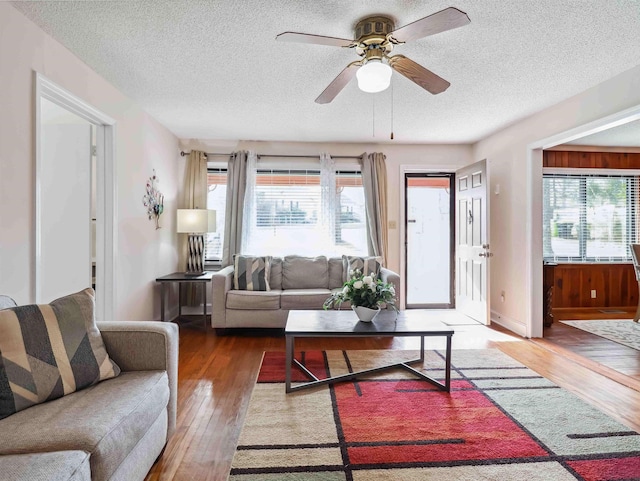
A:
[{"left": 323, "top": 268, "right": 397, "bottom": 312}]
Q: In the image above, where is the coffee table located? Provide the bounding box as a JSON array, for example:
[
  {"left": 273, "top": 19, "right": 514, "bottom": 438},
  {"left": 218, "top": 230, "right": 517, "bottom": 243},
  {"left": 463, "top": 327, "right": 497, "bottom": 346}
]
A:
[{"left": 285, "top": 309, "right": 454, "bottom": 393}]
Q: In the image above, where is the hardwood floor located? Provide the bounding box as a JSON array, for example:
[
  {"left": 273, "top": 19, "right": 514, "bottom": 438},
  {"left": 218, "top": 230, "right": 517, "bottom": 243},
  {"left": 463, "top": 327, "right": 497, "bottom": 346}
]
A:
[
  {"left": 145, "top": 311, "right": 640, "bottom": 481},
  {"left": 536, "top": 307, "right": 640, "bottom": 385}
]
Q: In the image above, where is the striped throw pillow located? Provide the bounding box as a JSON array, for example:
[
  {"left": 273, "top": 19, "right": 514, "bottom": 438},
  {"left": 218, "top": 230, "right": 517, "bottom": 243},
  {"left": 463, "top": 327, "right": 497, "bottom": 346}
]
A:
[
  {"left": 0, "top": 288, "right": 120, "bottom": 420},
  {"left": 342, "top": 255, "right": 382, "bottom": 282},
  {"left": 234, "top": 255, "right": 272, "bottom": 291}
]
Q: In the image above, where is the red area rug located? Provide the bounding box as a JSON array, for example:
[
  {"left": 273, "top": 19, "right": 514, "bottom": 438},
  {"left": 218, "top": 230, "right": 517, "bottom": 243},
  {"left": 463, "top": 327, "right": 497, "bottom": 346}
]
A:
[{"left": 229, "top": 349, "right": 640, "bottom": 480}]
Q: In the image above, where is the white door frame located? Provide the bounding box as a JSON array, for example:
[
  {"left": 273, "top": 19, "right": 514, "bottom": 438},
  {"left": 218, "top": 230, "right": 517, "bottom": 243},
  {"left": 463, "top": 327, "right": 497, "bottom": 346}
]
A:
[
  {"left": 526, "top": 103, "right": 640, "bottom": 338},
  {"left": 35, "top": 73, "right": 117, "bottom": 322},
  {"left": 399, "top": 164, "right": 461, "bottom": 310}
]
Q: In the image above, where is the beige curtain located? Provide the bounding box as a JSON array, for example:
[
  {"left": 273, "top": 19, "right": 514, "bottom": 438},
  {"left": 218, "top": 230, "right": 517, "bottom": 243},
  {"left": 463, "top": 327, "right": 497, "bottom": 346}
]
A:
[
  {"left": 222, "top": 151, "right": 249, "bottom": 266},
  {"left": 182, "top": 150, "right": 208, "bottom": 304},
  {"left": 361, "top": 152, "right": 389, "bottom": 265},
  {"left": 184, "top": 150, "right": 208, "bottom": 210}
]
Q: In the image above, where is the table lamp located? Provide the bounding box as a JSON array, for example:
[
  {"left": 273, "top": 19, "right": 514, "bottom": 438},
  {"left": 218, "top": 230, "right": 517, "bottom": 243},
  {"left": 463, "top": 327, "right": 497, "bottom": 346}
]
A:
[{"left": 177, "top": 209, "right": 216, "bottom": 275}]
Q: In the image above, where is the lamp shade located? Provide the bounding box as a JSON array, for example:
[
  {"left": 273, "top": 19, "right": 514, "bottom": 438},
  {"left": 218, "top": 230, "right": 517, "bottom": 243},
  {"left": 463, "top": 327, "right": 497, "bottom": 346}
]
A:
[
  {"left": 176, "top": 209, "right": 216, "bottom": 233},
  {"left": 356, "top": 60, "right": 392, "bottom": 93}
]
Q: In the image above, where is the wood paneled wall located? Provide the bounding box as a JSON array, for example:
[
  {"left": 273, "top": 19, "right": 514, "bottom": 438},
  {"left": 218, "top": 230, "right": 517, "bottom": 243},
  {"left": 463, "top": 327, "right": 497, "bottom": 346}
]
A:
[
  {"left": 550, "top": 263, "right": 638, "bottom": 309},
  {"left": 544, "top": 151, "right": 640, "bottom": 169},
  {"left": 545, "top": 150, "right": 640, "bottom": 309}
]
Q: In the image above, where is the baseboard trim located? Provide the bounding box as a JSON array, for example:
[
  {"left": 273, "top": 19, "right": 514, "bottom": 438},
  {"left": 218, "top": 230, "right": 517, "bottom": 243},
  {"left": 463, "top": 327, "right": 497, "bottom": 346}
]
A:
[{"left": 490, "top": 310, "right": 528, "bottom": 338}]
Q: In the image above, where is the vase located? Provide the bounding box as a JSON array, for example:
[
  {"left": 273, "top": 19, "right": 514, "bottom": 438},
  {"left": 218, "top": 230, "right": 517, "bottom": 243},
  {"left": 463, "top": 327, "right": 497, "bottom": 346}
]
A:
[{"left": 352, "top": 305, "right": 380, "bottom": 323}]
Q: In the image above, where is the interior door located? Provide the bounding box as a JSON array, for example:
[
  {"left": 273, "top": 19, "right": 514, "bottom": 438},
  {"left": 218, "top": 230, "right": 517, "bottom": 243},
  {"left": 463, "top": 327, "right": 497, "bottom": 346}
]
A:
[{"left": 455, "top": 159, "right": 490, "bottom": 324}]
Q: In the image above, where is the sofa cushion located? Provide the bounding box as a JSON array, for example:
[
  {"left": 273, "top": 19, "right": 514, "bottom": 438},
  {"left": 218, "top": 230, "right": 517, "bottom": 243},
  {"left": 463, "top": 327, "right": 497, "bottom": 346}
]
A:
[
  {"left": 269, "top": 257, "right": 283, "bottom": 290},
  {"left": 342, "top": 255, "right": 382, "bottom": 282},
  {"left": 283, "top": 255, "right": 328, "bottom": 290},
  {"left": 328, "top": 257, "right": 345, "bottom": 289},
  {"left": 0, "top": 451, "right": 91, "bottom": 481},
  {"left": 234, "top": 255, "right": 272, "bottom": 291},
  {"left": 0, "top": 288, "right": 120, "bottom": 421},
  {"left": 227, "top": 289, "right": 282, "bottom": 310},
  {"left": 0, "top": 370, "right": 169, "bottom": 481},
  {"left": 281, "top": 289, "right": 332, "bottom": 309}
]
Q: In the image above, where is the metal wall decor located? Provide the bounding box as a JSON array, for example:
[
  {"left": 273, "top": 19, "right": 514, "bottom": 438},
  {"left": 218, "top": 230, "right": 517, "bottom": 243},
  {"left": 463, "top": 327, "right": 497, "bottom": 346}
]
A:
[{"left": 143, "top": 170, "right": 164, "bottom": 229}]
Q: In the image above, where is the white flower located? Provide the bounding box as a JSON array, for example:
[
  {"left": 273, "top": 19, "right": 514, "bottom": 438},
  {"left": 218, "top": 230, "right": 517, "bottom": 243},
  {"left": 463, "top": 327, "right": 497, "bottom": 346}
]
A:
[
  {"left": 369, "top": 284, "right": 375, "bottom": 291},
  {"left": 363, "top": 275, "right": 373, "bottom": 285},
  {"left": 353, "top": 280, "right": 363, "bottom": 289},
  {"left": 390, "top": 286, "right": 396, "bottom": 295},
  {"left": 342, "top": 285, "right": 349, "bottom": 294}
]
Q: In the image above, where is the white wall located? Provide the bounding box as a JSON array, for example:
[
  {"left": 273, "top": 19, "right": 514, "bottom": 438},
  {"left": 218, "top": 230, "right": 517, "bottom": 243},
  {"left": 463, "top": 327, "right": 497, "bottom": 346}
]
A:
[
  {"left": 474, "top": 65, "right": 640, "bottom": 337},
  {"left": 0, "top": 3, "right": 182, "bottom": 320}
]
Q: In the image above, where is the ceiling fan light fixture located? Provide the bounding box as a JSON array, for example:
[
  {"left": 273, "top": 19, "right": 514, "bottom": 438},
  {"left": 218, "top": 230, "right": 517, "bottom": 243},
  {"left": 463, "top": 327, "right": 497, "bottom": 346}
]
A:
[{"left": 356, "top": 60, "right": 392, "bottom": 93}]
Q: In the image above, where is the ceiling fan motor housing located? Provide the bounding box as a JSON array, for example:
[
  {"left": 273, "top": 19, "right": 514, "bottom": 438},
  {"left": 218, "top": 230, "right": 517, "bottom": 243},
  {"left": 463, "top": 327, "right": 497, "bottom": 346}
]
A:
[{"left": 354, "top": 16, "right": 395, "bottom": 45}]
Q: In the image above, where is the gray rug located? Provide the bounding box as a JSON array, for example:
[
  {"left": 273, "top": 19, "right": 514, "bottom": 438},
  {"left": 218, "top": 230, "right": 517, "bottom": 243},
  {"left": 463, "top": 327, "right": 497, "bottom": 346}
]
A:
[{"left": 561, "top": 319, "right": 640, "bottom": 351}]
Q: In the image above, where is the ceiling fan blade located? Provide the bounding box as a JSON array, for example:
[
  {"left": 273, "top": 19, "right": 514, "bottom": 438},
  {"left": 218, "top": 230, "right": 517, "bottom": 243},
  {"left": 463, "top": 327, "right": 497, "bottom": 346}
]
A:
[
  {"left": 391, "top": 7, "right": 470, "bottom": 43},
  {"left": 315, "top": 62, "right": 361, "bottom": 104},
  {"left": 388, "top": 55, "right": 450, "bottom": 94},
  {"left": 276, "top": 31, "right": 354, "bottom": 47}
]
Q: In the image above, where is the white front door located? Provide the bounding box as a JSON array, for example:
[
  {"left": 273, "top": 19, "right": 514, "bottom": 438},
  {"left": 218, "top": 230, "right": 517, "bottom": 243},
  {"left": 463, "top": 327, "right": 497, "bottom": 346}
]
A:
[{"left": 455, "top": 159, "right": 490, "bottom": 324}]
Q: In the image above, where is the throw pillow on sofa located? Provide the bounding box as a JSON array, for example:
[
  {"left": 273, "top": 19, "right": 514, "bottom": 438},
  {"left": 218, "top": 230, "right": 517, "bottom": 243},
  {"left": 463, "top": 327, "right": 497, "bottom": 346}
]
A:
[
  {"left": 0, "top": 288, "right": 120, "bottom": 420},
  {"left": 234, "top": 255, "right": 272, "bottom": 291},
  {"left": 342, "top": 255, "right": 382, "bottom": 282}
]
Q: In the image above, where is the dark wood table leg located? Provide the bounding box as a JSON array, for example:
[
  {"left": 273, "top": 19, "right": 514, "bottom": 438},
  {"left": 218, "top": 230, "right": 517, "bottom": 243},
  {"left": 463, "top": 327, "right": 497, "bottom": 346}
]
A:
[{"left": 160, "top": 283, "right": 166, "bottom": 322}]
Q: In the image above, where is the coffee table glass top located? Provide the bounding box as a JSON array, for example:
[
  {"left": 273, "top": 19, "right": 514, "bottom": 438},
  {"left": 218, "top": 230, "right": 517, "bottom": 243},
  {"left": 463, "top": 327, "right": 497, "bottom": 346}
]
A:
[{"left": 285, "top": 309, "right": 454, "bottom": 336}]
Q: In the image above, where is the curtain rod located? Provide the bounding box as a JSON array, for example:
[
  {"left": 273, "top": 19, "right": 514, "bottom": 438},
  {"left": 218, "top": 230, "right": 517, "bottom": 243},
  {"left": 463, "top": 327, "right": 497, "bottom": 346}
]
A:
[
  {"left": 180, "top": 151, "right": 361, "bottom": 160},
  {"left": 180, "top": 151, "right": 229, "bottom": 158}
]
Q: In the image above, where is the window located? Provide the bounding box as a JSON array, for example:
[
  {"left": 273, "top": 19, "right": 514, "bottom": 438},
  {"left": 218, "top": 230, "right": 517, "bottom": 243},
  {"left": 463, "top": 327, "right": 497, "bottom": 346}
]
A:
[
  {"left": 206, "top": 168, "right": 227, "bottom": 262},
  {"left": 543, "top": 172, "right": 639, "bottom": 262},
  {"left": 243, "top": 169, "right": 367, "bottom": 257}
]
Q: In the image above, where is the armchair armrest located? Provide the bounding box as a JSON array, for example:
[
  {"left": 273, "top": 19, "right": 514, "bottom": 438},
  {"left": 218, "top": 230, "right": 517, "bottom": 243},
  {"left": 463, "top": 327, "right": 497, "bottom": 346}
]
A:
[
  {"left": 380, "top": 267, "right": 400, "bottom": 307},
  {"left": 211, "top": 266, "right": 234, "bottom": 329},
  {"left": 98, "top": 321, "right": 178, "bottom": 436}
]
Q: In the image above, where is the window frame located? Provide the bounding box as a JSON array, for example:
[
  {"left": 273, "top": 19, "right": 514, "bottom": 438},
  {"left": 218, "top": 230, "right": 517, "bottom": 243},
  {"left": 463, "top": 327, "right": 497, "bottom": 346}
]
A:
[
  {"left": 205, "top": 164, "right": 368, "bottom": 263},
  {"left": 243, "top": 167, "right": 367, "bottom": 257},
  {"left": 205, "top": 166, "right": 227, "bottom": 267},
  {"left": 542, "top": 169, "right": 639, "bottom": 263}
]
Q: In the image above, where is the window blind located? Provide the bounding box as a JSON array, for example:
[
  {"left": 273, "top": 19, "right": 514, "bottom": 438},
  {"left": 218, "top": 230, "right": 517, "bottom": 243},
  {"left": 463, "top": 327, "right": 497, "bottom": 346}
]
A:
[
  {"left": 243, "top": 169, "right": 367, "bottom": 257},
  {"left": 543, "top": 172, "right": 639, "bottom": 262}
]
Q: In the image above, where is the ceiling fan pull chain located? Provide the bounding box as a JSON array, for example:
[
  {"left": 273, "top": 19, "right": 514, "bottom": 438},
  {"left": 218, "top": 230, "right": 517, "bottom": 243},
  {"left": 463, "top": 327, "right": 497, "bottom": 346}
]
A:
[
  {"left": 372, "top": 93, "right": 376, "bottom": 137},
  {"left": 390, "top": 79, "right": 394, "bottom": 140}
]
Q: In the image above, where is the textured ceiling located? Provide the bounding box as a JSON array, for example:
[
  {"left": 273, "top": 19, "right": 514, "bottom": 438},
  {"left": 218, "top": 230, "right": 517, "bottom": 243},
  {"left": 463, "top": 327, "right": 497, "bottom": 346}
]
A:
[
  {"left": 11, "top": 0, "right": 640, "bottom": 145},
  {"left": 567, "top": 119, "right": 640, "bottom": 147}
]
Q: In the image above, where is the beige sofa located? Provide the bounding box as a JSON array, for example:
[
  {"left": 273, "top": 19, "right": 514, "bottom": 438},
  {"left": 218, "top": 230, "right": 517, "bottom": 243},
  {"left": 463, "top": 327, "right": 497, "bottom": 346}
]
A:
[
  {"left": 211, "top": 255, "right": 400, "bottom": 329},
  {"left": 0, "top": 321, "right": 178, "bottom": 481}
]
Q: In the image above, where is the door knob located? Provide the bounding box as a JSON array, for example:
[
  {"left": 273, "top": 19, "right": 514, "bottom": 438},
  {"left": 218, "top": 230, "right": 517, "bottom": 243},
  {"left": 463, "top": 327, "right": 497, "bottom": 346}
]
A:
[{"left": 479, "top": 252, "right": 494, "bottom": 257}]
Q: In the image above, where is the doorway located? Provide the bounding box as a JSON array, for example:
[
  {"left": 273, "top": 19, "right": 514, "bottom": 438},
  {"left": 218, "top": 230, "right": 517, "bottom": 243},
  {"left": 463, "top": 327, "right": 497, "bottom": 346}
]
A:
[
  {"left": 35, "top": 73, "right": 116, "bottom": 322},
  {"left": 404, "top": 173, "right": 455, "bottom": 308}
]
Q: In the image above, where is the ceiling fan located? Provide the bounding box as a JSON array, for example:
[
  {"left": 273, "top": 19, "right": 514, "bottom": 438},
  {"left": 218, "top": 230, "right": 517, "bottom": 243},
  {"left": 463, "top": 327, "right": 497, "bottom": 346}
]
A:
[{"left": 276, "top": 7, "right": 470, "bottom": 104}]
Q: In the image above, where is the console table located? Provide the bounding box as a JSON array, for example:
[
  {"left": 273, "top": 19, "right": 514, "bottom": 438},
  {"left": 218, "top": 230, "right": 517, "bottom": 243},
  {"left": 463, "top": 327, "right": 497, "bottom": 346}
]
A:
[{"left": 155, "top": 271, "right": 214, "bottom": 329}]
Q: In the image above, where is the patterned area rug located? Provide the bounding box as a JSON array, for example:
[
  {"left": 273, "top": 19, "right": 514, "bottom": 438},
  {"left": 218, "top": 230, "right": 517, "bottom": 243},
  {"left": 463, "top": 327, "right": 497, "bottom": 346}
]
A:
[
  {"left": 229, "top": 349, "right": 640, "bottom": 480},
  {"left": 561, "top": 320, "right": 640, "bottom": 351}
]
